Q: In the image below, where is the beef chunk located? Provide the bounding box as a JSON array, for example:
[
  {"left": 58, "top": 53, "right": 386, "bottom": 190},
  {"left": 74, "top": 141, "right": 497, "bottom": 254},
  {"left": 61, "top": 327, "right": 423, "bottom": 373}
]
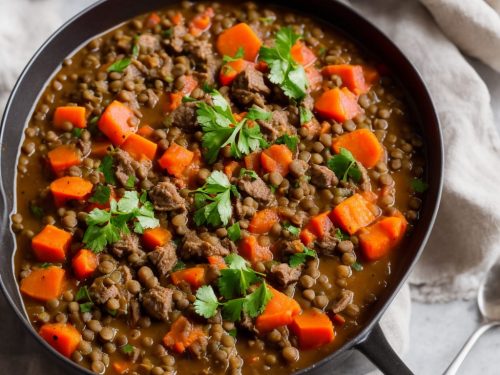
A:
[
  {"left": 279, "top": 239, "right": 305, "bottom": 257},
  {"left": 90, "top": 277, "right": 120, "bottom": 304},
  {"left": 231, "top": 66, "right": 270, "bottom": 107},
  {"left": 142, "top": 286, "right": 173, "bottom": 321},
  {"left": 149, "top": 181, "right": 186, "bottom": 212},
  {"left": 128, "top": 299, "right": 141, "bottom": 327},
  {"left": 316, "top": 228, "right": 339, "bottom": 256},
  {"left": 165, "top": 24, "right": 187, "bottom": 53},
  {"left": 332, "top": 290, "right": 354, "bottom": 314},
  {"left": 238, "top": 176, "right": 275, "bottom": 206},
  {"left": 169, "top": 102, "right": 199, "bottom": 133},
  {"left": 181, "top": 231, "right": 229, "bottom": 259},
  {"left": 137, "top": 33, "right": 160, "bottom": 53},
  {"left": 148, "top": 242, "right": 178, "bottom": 276},
  {"left": 188, "top": 335, "right": 209, "bottom": 359},
  {"left": 310, "top": 165, "right": 338, "bottom": 188},
  {"left": 186, "top": 39, "right": 212, "bottom": 63},
  {"left": 115, "top": 149, "right": 152, "bottom": 188},
  {"left": 123, "top": 63, "right": 144, "bottom": 81},
  {"left": 258, "top": 110, "right": 296, "bottom": 141},
  {"left": 270, "top": 263, "right": 302, "bottom": 287},
  {"left": 111, "top": 234, "right": 142, "bottom": 258}
]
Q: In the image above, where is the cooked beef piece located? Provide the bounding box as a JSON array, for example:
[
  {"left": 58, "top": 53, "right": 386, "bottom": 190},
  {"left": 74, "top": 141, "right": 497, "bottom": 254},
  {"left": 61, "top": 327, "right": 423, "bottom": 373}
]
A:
[
  {"left": 234, "top": 198, "right": 245, "bottom": 219},
  {"left": 270, "top": 263, "right": 302, "bottom": 287},
  {"left": 149, "top": 181, "right": 187, "bottom": 212},
  {"left": 310, "top": 165, "right": 338, "bottom": 188},
  {"left": 169, "top": 102, "right": 199, "bottom": 133},
  {"left": 279, "top": 239, "right": 305, "bottom": 256},
  {"left": 231, "top": 66, "right": 270, "bottom": 107},
  {"left": 144, "top": 88, "right": 159, "bottom": 108},
  {"left": 332, "top": 290, "right": 354, "bottom": 314},
  {"left": 186, "top": 39, "right": 212, "bottom": 63},
  {"left": 115, "top": 149, "right": 152, "bottom": 187},
  {"left": 316, "top": 227, "right": 339, "bottom": 256},
  {"left": 258, "top": 110, "right": 296, "bottom": 141},
  {"left": 238, "top": 175, "right": 275, "bottom": 206},
  {"left": 220, "top": 237, "right": 237, "bottom": 253},
  {"left": 142, "top": 286, "right": 174, "bottom": 321},
  {"left": 148, "top": 242, "right": 178, "bottom": 276},
  {"left": 128, "top": 299, "right": 141, "bottom": 327},
  {"left": 89, "top": 277, "right": 120, "bottom": 304},
  {"left": 189, "top": 335, "right": 209, "bottom": 359},
  {"left": 111, "top": 234, "right": 143, "bottom": 258},
  {"left": 238, "top": 312, "right": 257, "bottom": 334},
  {"left": 288, "top": 159, "right": 309, "bottom": 178},
  {"left": 137, "top": 33, "right": 160, "bottom": 53},
  {"left": 165, "top": 24, "right": 187, "bottom": 53},
  {"left": 181, "top": 231, "right": 229, "bottom": 259},
  {"left": 123, "top": 63, "right": 144, "bottom": 81},
  {"left": 302, "top": 94, "right": 314, "bottom": 110}
]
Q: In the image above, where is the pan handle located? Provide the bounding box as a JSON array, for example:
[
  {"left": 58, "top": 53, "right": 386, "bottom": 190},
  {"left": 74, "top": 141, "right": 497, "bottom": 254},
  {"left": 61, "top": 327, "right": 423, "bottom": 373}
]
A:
[{"left": 357, "top": 323, "right": 414, "bottom": 375}]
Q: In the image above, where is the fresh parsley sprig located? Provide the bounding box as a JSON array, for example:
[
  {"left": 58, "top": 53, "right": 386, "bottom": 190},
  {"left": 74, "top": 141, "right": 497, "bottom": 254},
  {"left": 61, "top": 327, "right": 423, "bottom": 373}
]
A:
[
  {"left": 289, "top": 246, "right": 317, "bottom": 267},
  {"left": 327, "top": 147, "right": 362, "bottom": 183},
  {"left": 275, "top": 134, "right": 299, "bottom": 152}
]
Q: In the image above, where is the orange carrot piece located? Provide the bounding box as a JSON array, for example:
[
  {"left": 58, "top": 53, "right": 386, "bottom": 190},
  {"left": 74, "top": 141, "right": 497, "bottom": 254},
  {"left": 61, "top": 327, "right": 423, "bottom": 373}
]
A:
[
  {"left": 322, "top": 64, "right": 371, "bottom": 95},
  {"left": 53, "top": 106, "right": 86, "bottom": 129},
  {"left": 308, "top": 212, "right": 333, "bottom": 238},
  {"left": 332, "top": 128, "right": 384, "bottom": 168},
  {"left": 98, "top": 101, "right": 136, "bottom": 146},
  {"left": 90, "top": 141, "right": 112, "bottom": 158},
  {"left": 290, "top": 41, "right": 317, "bottom": 68},
  {"left": 299, "top": 228, "right": 316, "bottom": 246},
  {"left": 166, "top": 75, "right": 198, "bottom": 112},
  {"left": 216, "top": 23, "right": 262, "bottom": 62},
  {"left": 39, "top": 323, "right": 81, "bottom": 357},
  {"left": 20, "top": 267, "right": 66, "bottom": 302},
  {"left": 244, "top": 152, "right": 261, "bottom": 173},
  {"left": 142, "top": 227, "right": 172, "bottom": 251},
  {"left": 290, "top": 309, "right": 335, "bottom": 350},
  {"left": 255, "top": 286, "right": 302, "bottom": 333},
  {"left": 261, "top": 144, "right": 293, "bottom": 176},
  {"left": 145, "top": 12, "right": 161, "bottom": 28},
  {"left": 359, "top": 214, "right": 407, "bottom": 261},
  {"left": 330, "top": 193, "right": 378, "bottom": 235},
  {"left": 248, "top": 209, "right": 280, "bottom": 234},
  {"left": 362, "top": 65, "right": 380, "bottom": 87},
  {"left": 137, "top": 124, "right": 155, "bottom": 138},
  {"left": 120, "top": 133, "right": 158, "bottom": 161},
  {"left": 72, "top": 249, "right": 98, "bottom": 280},
  {"left": 207, "top": 255, "right": 227, "bottom": 270},
  {"left": 158, "top": 143, "right": 194, "bottom": 178},
  {"left": 47, "top": 145, "right": 81, "bottom": 174},
  {"left": 224, "top": 160, "right": 240, "bottom": 179},
  {"left": 331, "top": 313, "right": 346, "bottom": 326},
  {"left": 50, "top": 176, "right": 93, "bottom": 207},
  {"left": 171, "top": 12, "right": 183, "bottom": 26},
  {"left": 32, "top": 225, "right": 72, "bottom": 262},
  {"left": 189, "top": 7, "right": 215, "bottom": 36},
  {"left": 219, "top": 59, "right": 249, "bottom": 86},
  {"left": 314, "top": 87, "right": 362, "bottom": 123},
  {"left": 239, "top": 235, "right": 273, "bottom": 263},
  {"left": 112, "top": 361, "right": 131, "bottom": 374},
  {"left": 163, "top": 316, "right": 206, "bottom": 353},
  {"left": 171, "top": 267, "right": 206, "bottom": 289}
]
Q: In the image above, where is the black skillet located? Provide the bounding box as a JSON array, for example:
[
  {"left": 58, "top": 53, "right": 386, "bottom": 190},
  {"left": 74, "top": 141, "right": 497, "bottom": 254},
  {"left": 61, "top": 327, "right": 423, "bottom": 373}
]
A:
[{"left": 0, "top": 0, "right": 443, "bottom": 374}]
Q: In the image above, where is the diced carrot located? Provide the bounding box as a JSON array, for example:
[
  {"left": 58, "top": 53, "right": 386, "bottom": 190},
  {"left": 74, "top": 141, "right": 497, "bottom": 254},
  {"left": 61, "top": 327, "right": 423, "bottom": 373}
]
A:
[
  {"left": 255, "top": 61, "right": 268, "bottom": 72},
  {"left": 39, "top": 323, "right": 81, "bottom": 357},
  {"left": 90, "top": 141, "right": 112, "bottom": 158},
  {"left": 302, "top": 119, "right": 321, "bottom": 136},
  {"left": 331, "top": 313, "right": 346, "bottom": 326},
  {"left": 207, "top": 255, "right": 227, "bottom": 270},
  {"left": 314, "top": 87, "right": 362, "bottom": 123},
  {"left": 319, "top": 121, "right": 331, "bottom": 134},
  {"left": 359, "top": 213, "right": 407, "bottom": 261},
  {"left": 224, "top": 160, "right": 240, "bottom": 179},
  {"left": 47, "top": 145, "right": 81, "bottom": 175},
  {"left": 255, "top": 286, "right": 302, "bottom": 333},
  {"left": 166, "top": 75, "right": 198, "bottom": 112},
  {"left": 363, "top": 65, "right": 380, "bottom": 88},
  {"left": 163, "top": 316, "right": 206, "bottom": 353},
  {"left": 170, "top": 12, "right": 183, "bottom": 26},
  {"left": 142, "top": 227, "right": 172, "bottom": 251},
  {"left": 171, "top": 267, "right": 206, "bottom": 289},
  {"left": 167, "top": 92, "right": 184, "bottom": 113},
  {"left": 20, "top": 267, "right": 66, "bottom": 302},
  {"left": 290, "top": 309, "right": 335, "bottom": 350},
  {"left": 239, "top": 235, "right": 273, "bottom": 263},
  {"left": 158, "top": 143, "right": 194, "bottom": 178},
  {"left": 299, "top": 228, "right": 316, "bottom": 246},
  {"left": 308, "top": 212, "right": 333, "bottom": 238},
  {"left": 145, "top": 12, "right": 161, "bottom": 28},
  {"left": 216, "top": 23, "right": 262, "bottom": 62},
  {"left": 50, "top": 176, "right": 93, "bottom": 207},
  {"left": 330, "top": 193, "right": 379, "bottom": 235},
  {"left": 189, "top": 7, "right": 215, "bottom": 36},
  {"left": 137, "top": 124, "right": 154, "bottom": 138},
  {"left": 98, "top": 101, "right": 136, "bottom": 146},
  {"left": 248, "top": 209, "right": 280, "bottom": 234},
  {"left": 244, "top": 152, "right": 261, "bottom": 173},
  {"left": 120, "top": 133, "right": 157, "bottom": 161},
  {"left": 32, "top": 225, "right": 72, "bottom": 262},
  {"left": 71, "top": 249, "right": 98, "bottom": 280},
  {"left": 332, "top": 129, "right": 383, "bottom": 168},
  {"left": 219, "top": 59, "right": 249, "bottom": 86},
  {"left": 305, "top": 66, "right": 323, "bottom": 91},
  {"left": 322, "top": 64, "right": 372, "bottom": 95},
  {"left": 53, "top": 106, "right": 86, "bottom": 129},
  {"left": 180, "top": 75, "right": 198, "bottom": 96},
  {"left": 112, "top": 361, "right": 131, "bottom": 374},
  {"left": 261, "top": 144, "right": 293, "bottom": 176},
  {"left": 183, "top": 148, "right": 202, "bottom": 187},
  {"left": 290, "top": 41, "right": 317, "bottom": 68}
]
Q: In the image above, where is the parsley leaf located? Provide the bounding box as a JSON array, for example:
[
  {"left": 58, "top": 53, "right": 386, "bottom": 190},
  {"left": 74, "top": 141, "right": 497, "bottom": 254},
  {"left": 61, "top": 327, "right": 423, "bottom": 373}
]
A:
[
  {"left": 75, "top": 286, "right": 92, "bottom": 302},
  {"left": 125, "top": 175, "right": 136, "bottom": 189},
  {"left": 162, "top": 28, "right": 173, "bottom": 38},
  {"left": 283, "top": 222, "right": 300, "bottom": 236},
  {"left": 275, "top": 134, "right": 299, "bottom": 152},
  {"left": 289, "top": 247, "right": 317, "bottom": 267},
  {"left": 98, "top": 155, "right": 116, "bottom": 185},
  {"left": 79, "top": 302, "right": 94, "bottom": 313},
  {"left": 38, "top": 262, "right": 53, "bottom": 269},
  {"left": 335, "top": 228, "right": 350, "bottom": 241},
  {"left": 218, "top": 266, "right": 259, "bottom": 299},
  {"left": 239, "top": 168, "right": 258, "bottom": 180},
  {"left": 194, "top": 285, "right": 220, "bottom": 318},
  {"left": 327, "top": 147, "right": 362, "bottom": 183},
  {"left": 259, "top": 27, "right": 308, "bottom": 100},
  {"left": 299, "top": 107, "right": 313, "bottom": 124},
  {"left": 411, "top": 178, "right": 428, "bottom": 193},
  {"left": 121, "top": 344, "right": 134, "bottom": 354},
  {"left": 227, "top": 222, "right": 241, "bottom": 242},
  {"left": 182, "top": 96, "right": 197, "bottom": 103},
  {"left": 132, "top": 44, "right": 139, "bottom": 59},
  {"left": 244, "top": 282, "right": 273, "bottom": 318},
  {"left": 222, "top": 47, "right": 245, "bottom": 63},
  {"left": 107, "top": 58, "right": 131, "bottom": 73},
  {"left": 29, "top": 204, "right": 44, "bottom": 219},
  {"left": 352, "top": 262, "right": 364, "bottom": 272},
  {"left": 172, "top": 260, "right": 186, "bottom": 272},
  {"left": 89, "top": 185, "right": 111, "bottom": 205},
  {"left": 228, "top": 328, "right": 237, "bottom": 337},
  {"left": 72, "top": 128, "right": 83, "bottom": 138}
]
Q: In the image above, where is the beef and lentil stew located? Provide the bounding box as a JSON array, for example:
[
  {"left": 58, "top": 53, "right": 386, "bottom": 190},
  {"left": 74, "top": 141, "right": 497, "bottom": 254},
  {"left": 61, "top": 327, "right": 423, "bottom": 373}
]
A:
[{"left": 12, "top": 2, "right": 427, "bottom": 374}]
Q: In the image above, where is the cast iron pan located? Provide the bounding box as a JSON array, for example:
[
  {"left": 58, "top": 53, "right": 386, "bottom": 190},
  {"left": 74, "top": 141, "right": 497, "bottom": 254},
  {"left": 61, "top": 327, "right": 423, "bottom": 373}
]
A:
[{"left": 0, "top": 0, "right": 443, "bottom": 374}]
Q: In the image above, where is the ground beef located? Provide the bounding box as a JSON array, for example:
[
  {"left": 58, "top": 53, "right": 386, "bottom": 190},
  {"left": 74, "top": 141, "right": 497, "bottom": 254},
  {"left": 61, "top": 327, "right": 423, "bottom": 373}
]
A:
[
  {"left": 238, "top": 175, "right": 275, "bottom": 206},
  {"left": 181, "top": 231, "right": 229, "bottom": 259},
  {"left": 89, "top": 277, "right": 120, "bottom": 304},
  {"left": 310, "top": 165, "right": 338, "bottom": 188},
  {"left": 270, "top": 263, "right": 302, "bottom": 287},
  {"left": 123, "top": 63, "right": 144, "bottom": 82},
  {"left": 169, "top": 102, "right": 199, "bottom": 133},
  {"left": 137, "top": 33, "right": 161, "bottom": 53},
  {"left": 111, "top": 233, "right": 143, "bottom": 258},
  {"left": 149, "top": 181, "right": 187, "bottom": 211},
  {"left": 115, "top": 149, "right": 152, "bottom": 187},
  {"left": 142, "top": 286, "right": 173, "bottom": 321},
  {"left": 148, "top": 242, "right": 178, "bottom": 276},
  {"left": 231, "top": 66, "right": 270, "bottom": 107},
  {"left": 258, "top": 110, "right": 296, "bottom": 141}
]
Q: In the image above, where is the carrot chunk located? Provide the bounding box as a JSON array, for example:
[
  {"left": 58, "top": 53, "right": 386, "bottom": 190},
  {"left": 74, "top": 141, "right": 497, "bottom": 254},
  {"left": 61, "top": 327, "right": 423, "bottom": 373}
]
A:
[
  {"left": 216, "top": 23, "right": 262, "bottom": 61},
  {"left": 314, "top": 87, "right": 362, "bottom": 123},
  {"left": 39, "top": 323, "right": 81, "bottom": 357},
  {"left": 98, "top": 101, "right": 136, "bottom": 146},
  {"left": 330, "top": 193, "right": 379, "bottom": 235},
  {"left": 290, "top": 309, "right": 335, "bottom": 350},
  {"left": 171, "top": 267, "right": 206, "bottom": 289},
  {"left": 32, "top": 225, "right": 72, "bottom": 262},
  {"left": 332, "top": 128, "right": 384, "bottom": 168},
  {"left": 219, "top": 58, "right": 249, "bottom": 86},
  {"left": 255, "top": 286, "right": 302, "bottom": 333},
  {"left": 163, "top": 316, "right": 206, "bottom": 353},
  {"left": 359, "top": 213, "right": 407, "bottom": 261},
  {"left": 71, "top": 249, "right": 98, "bottom": 280},
  {"left": 112, "top": 361, "right": 131, "bottom": 374},
  {"left": 20, "top": 267, "right": 66, "bottom": 302},
  {"left": 50, "top": 176, "right": 93, "bottom": 207},
  {"left": 120, "top": 133, "right": 158, "bottom": 161},
  {"left": 244, "top": 152, "right": 261, "bottom": 173},
  {"left": 137, "top": 124, "right": 155, "bottom": 138},
  {"left": 322, "top": 64, "right": 372, "bottom": 95},
  {"left": 90, "top": 141, "right": 112, "bottom": 158},
  {"left": 261, "top": 144, "right": 293, "bottom": 176},
  {"left": 291, "top": 41, "right": 317, "bottom": 68},
  {"left": 189, "top": 7, "right": 215, "bottom": 36},
  {"left": 145, "top": 12, "right": 161, "bottom": 28},
  {"left": 224, "top": 160, "right": 240, "bottom": 179},
  {"left": 142, "top": 227, "right": 172, "bottom": 251},
  {"left": 158, "top": 143, "right": 194, "bottom": 178},
  {"left": 166, "top": 75, "right": 198, "bottom": 112},
  {"left": 239, "top": 235, "right": 273, "bottom": 263},
  {"left": 53, "top": 106, "right": 86, "bottom": 129},
  {"left": 305, "top": 66, "right": 323, "bottom": 92},
  {"left": 207, "top": 255, "right": 227, "bottom": 270},
  {"left": 47, "top": 145, "right": 81, "bottom": 174},
  {"left": 248, "top": 209, "right": 280, "bottom": 234},
  {"left": 308, "top": 212, "right": 333, "bottom": 238},
  {"left": 299, "top": 228, "right": 316, "bottom": 247}
]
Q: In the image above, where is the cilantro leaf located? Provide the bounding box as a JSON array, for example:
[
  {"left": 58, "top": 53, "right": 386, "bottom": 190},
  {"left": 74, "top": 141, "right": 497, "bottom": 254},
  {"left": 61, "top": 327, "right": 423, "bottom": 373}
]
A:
[
  {"left": 125, "top": 175, "right": 136, "bottom": 189},
  {"left": 224, "top": 254, "right": 248, "bottom": 270},
  {"left": 327, "top": 147, "right": 362, "bottom": 183},
  {"left": 283, "top": 222, "right": 300, "bottom": 237},
  {"left": 228, "top": 328, "right": 237, "bottom": 337},
  {"left": 75, "top": 286, "right": 92, "bottom": 302},
  {"left": 299, "top": 107, "right": 313, "bottom": 124},
  {"left": 79, "top": 302, "right": 94, "bottom": 313},
  {"left": 239, "top": 168, "right": 259, "bottom": 180},
  {"left": 289, "top": 247, "right": 317, "bottom": 267},
  {"left": 222, "top": 298, "right": 246, "bottom": 321},
  {"left": 244, "top": 282, "right": 272, "bottom": 318},
  {"left": 38, "top": 262, "right": 53, "bottom": 269},
  {"left": 194, "top": 285, "right": 220, "bottom": 318},
  {"left": 275, "top": 134, "right": 299, "bottom": 152},
  {"left": 72, "top": 128, "right": 83, "bottom": 138},
  {"left": 132, "top": 44, "right": 139, "bottom": 59},
  {"left": 98, "top": 155, "right": 116, "bottom": 185},
  {"left": 246, "top": 106, "right": 272, "bottom": 121},
  {"left": 107, "top": 58, "right": 131, "bottom": 73},
  {"left": 227, "top": 222, "right": 241, "bottom": 242},
  {"left": 222, "top": 47, "right": 245, "bottom": 63},
  {"left": 162, "top": 28, "right": 173, "bottom": 38},
  {"left": 29, "top": 204, "right": 44, "bottom": 220},
  {"left": 89, "top": 185, "right": 111, "bottom": 205},
  {"left": 411, "top": 178, "right": 428, "bottom": 193},
  {"left": 352, "top": 262, "right": 364, "bottom": 272},
  {"left": 335, "top": 228, "right": 350, "bottom": 241},
  {"left": 121, "top": 343, "right": 134, "bottom": 354},
  {"left": 172, "top": 260, "right": 186, "bottom": 272}
]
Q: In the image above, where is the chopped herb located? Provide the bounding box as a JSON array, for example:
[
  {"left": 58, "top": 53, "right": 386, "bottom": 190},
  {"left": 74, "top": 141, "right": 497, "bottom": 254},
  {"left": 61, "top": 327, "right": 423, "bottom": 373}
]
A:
[
  {"left": 29, "top": 204, "right": 44, "bottom": 220},
  {"left": 79, "top": 302, "right": 94, "bottom": 313},
  {"left": 89, "top": 185, "right": 111, "bottom": 205},
  {"left": 125, "top": 175, "right": 136, "bottom": 189},
  {"left": 89, "top": 116, "right": 99, "bottom": 125},
  {"left": 283, "top": 222, "right": 300, "bottom": 237},
  {"left": 228, "top": 328, "right": 237, "bottom": 337},
  {"left": 107, "top": 58, "right": 131, "bottom": 73},
  {"left": 72, "top": 128, "right": 83, "bottom": 138},
  {"left": 275, "top": 134, "right": 299, "bottom": 152},
  {"left": 182, "top": 96, "right": 197, "bottom": 103},
  {"left": 259, "top": 16, "right": 275, "bottom": 24},
  {"left": 75, "top": 286, "right": 92, "bottom": 302},
  {"left": 162, "top": 28, "right": 173, "bottom": 38},
  {"left": 239, "top": 168, "right": 258, "bottom": 180},
  {"left": 299, "top": 107, "right": 313, "bottom": 125},
  {"left": 121, "top": 343, "right": 135, "bottom": 354},
  {"left": 351, "top": 262, "right": 364, "bottom": 272},
  {"left": 38, "top": 262, "right": 53, "bottom": 269},
  {"left": 327, "top": 147, "right": 362, "bottom": 183},
  {"left": 222, "top": 47, "right": 244, "bottom": 63},
  {"left": 269, "top": 185, "right": 277, "bottom": 194},
  {"left": 98, "top": 155, "right": 116, "bottom": 185},
  {"left": 132, "top": 44, "right": 139, "bottom": 59},
  {"left": 194, "top": 285, "right": 220, "bottom": 318},
  {"left": 335, "top": 228, "right": 350, "bottom": 241},
  {"left": 318, "top": 46, "right": 327, "bottom": 57},
  {"left": 202, "top": 82, "right": 214, "bottom": 93},
  {"left": 227, "top": 222, "right": 241, "bottom": 242},
  {"left": 411, "top": 178, "right": 428, "bottom": 193},
  {"left": 172, "top": 260, "right": 186, "bottom": 272},
  {"left": 289, "top": 246, "right": 317, "bottom": 267},
  {"left": 193, "top": 171, "right": 240, "bottom": 227}
]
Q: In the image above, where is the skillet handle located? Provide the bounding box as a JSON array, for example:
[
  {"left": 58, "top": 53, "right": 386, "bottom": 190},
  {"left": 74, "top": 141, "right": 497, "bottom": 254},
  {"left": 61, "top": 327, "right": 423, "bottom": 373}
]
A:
[{"left": 357, "top": 323, "right": 414, "bottom": 375}]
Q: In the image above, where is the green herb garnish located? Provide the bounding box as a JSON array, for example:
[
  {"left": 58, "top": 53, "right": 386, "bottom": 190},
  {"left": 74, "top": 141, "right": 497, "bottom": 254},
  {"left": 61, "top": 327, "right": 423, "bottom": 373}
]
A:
[
  {"left": 299, "top": 107, "right": 313, "bottom": 125},
  {"left": 411, "top": 178, "right": 428, "bottom": 193},
  {"left": 107, "top": 58, "right": 131, "bottom": 73},
  {"left": 239, "top": 168, "right": 259, "bottom": 180},
  {"left": 98, "top": 155, "right": 116, "bottom": 185},
  {"left": 222, "top": 47, "right": 244, "bottom": 63},
  {"left": 289, "top": 246, "right": 317, "bottom": 267},
  {"left": 227, "top": 222, "right": 241, "bottom": 242},
  {"left": 125, "top": 175, "right": 136, "bottom": 189},
  {"left": 72, "top": 128, "right": 83, "bottom": 138},
  {"left": 282, "top": 222, "right": 300, "bottom": 237},
  {"left": 75, "top": 286, "right": 94, "bottom": 312},
  {"left": 172, "top": 260, "right": 186, "bottom": 272},
  {"left": 351, "top": 262, "right": 363, "bottom": 272},
  {"left": 228, "top": 328, "right": 237, "bottom": 337},
  {"left": 275, "top": 134, "right": 299, "bottom": 152},
  {"left": 29, "top": 204, "right": 44, "bottom": 220},
  {"left": 327, "top": 148, "right": 362, "bottom": 183},
  {"left": 38, "top": 262, "right": 53, "bottom": 269},
  {"left": 121, "top": 344, "right": 135, "bottom": 354},
  {"left": 162, "top": 28, "right": 173, "bottom": 38},
  {"left": 89, "top": 185, "right": 111, "bottom": 205},
  {"left": 79, "top": 302, "right": 94, "bottom": 313},
  {"left": 182, "top": 96, "right": 197, "bottom": 103},
  {"left": 335, "top": 228, "right": 350, "bottom": 241}
]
